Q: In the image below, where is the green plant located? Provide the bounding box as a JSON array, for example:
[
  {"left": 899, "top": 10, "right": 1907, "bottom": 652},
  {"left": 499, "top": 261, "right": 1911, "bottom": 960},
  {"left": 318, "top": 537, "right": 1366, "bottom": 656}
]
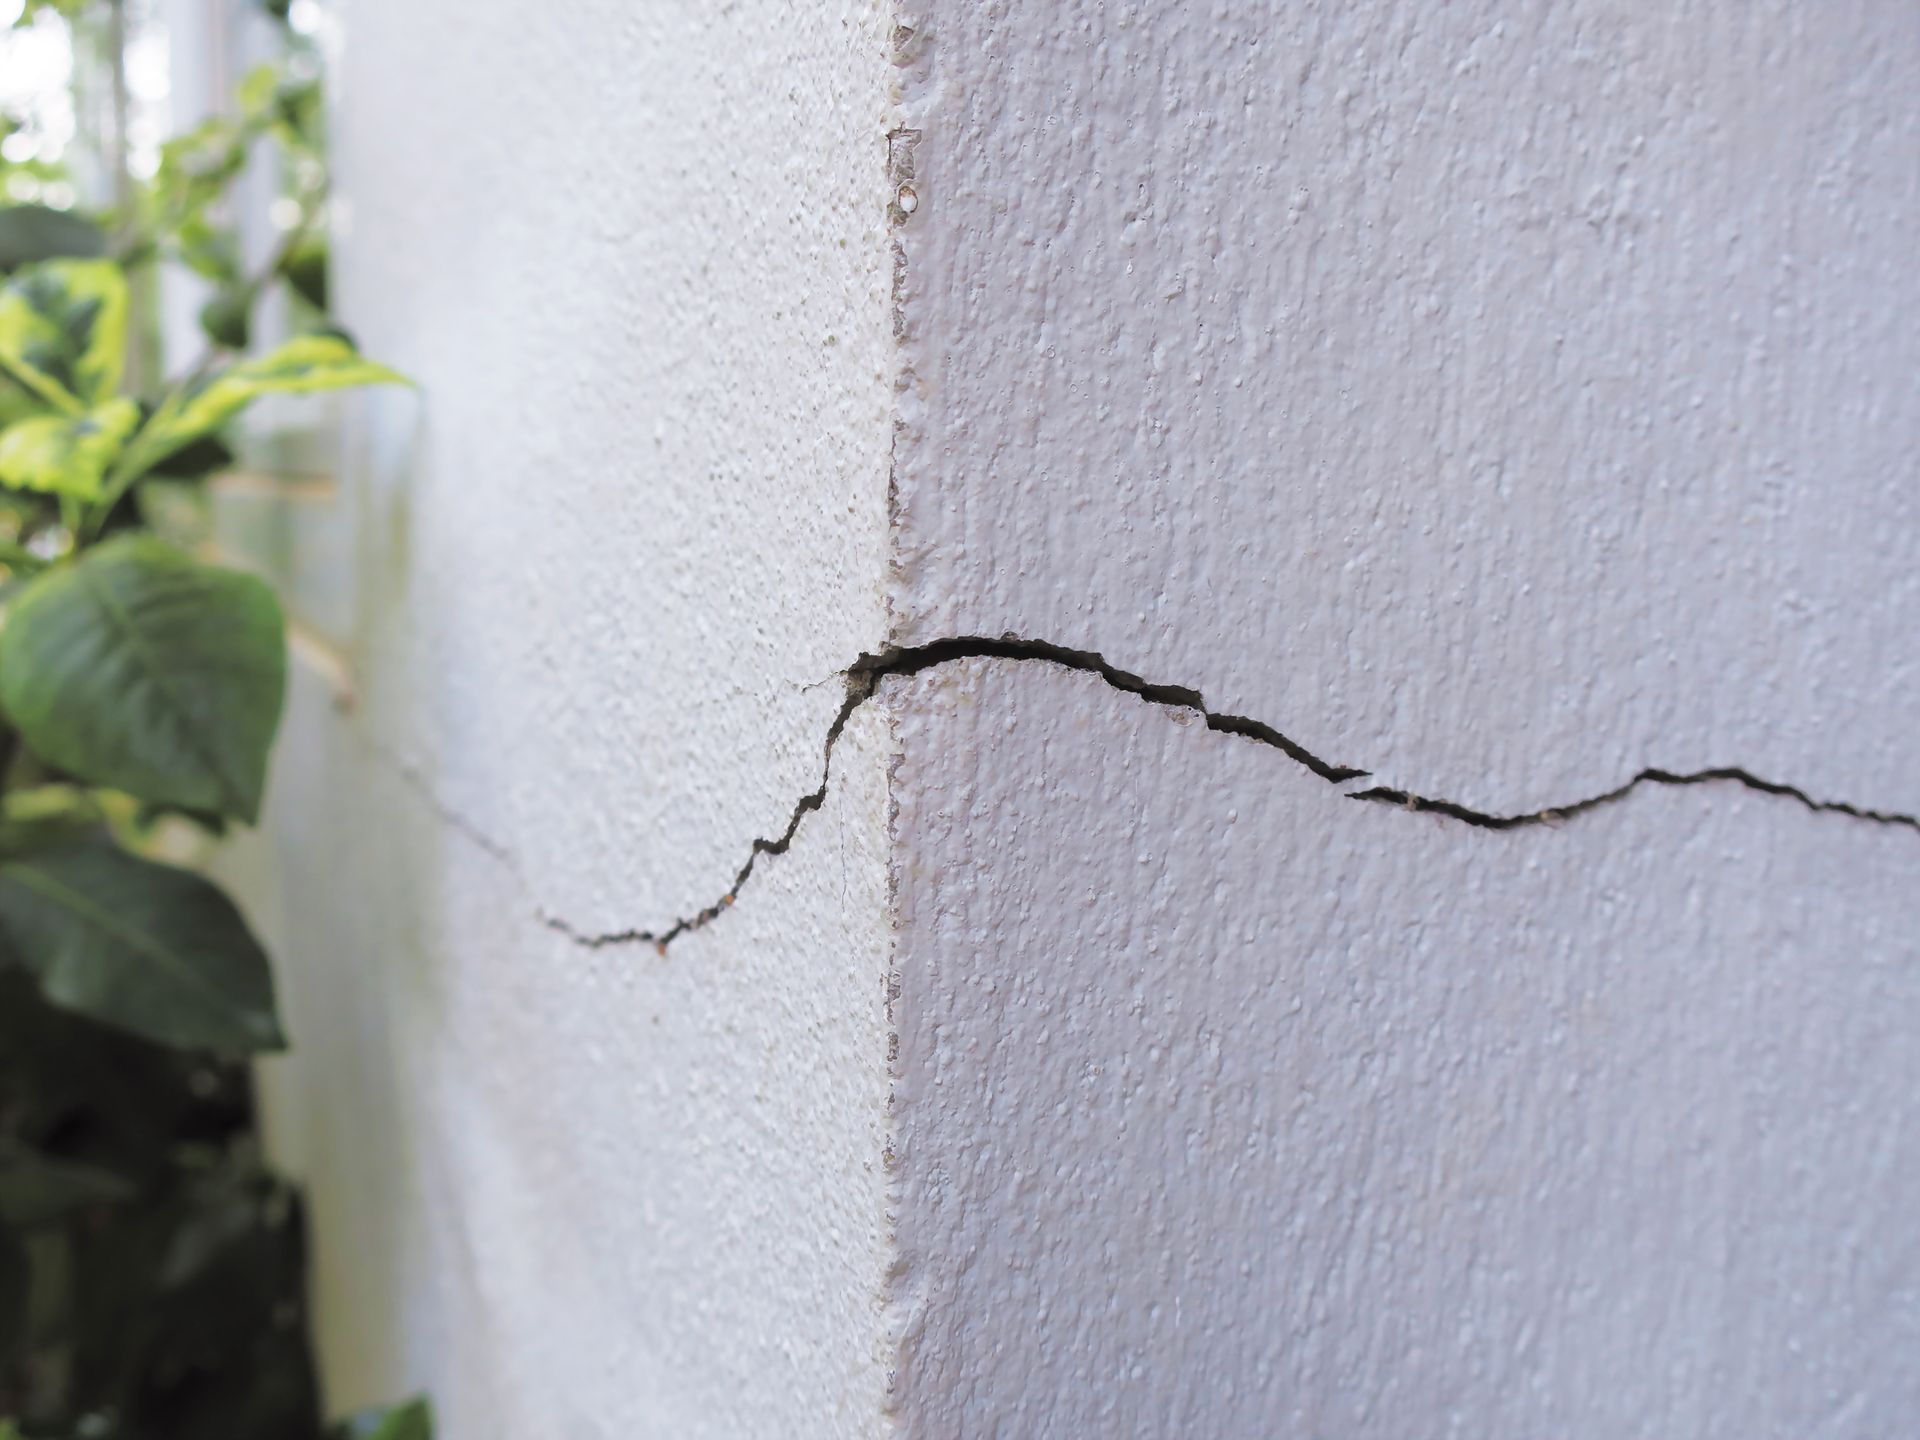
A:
[{"left": 0, "top": 5, "right": 426, "bottom": 1436}]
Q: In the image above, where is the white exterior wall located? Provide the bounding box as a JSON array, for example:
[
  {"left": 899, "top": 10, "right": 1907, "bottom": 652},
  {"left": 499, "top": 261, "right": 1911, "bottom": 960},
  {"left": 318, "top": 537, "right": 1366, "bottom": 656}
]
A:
[
  {"left": 220, "top": 2, "right": 1920, "bottom": 1435},
  {"left": 883, "top": 3, "right": 1920, "bottom": 1434},
  {"left": 224, "top": 2, "right": 899, "bottom": 1435}
]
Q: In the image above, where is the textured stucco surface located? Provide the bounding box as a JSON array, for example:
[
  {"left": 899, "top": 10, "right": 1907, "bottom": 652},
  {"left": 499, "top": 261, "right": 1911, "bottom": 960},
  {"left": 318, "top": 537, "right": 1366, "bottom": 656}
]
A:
[
  {"left": 215, "top": 0, "right": 1920, "bottom": 1433},
  {"left": 223, "top": 1, "right": 899, "bottom": 1434},
  {"left": 884, "top": 660, "right": 1920, "bottom": 1437},
  {"left": 882, "top": 2, "right": 1920, "bottom": 1435},
  {"left": 889, "top": 0, "right": 1920, "bottom": 817}
]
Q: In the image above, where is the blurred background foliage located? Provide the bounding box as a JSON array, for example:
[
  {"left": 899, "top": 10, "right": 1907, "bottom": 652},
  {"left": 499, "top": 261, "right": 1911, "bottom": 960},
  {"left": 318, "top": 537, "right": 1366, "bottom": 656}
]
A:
[{"left": 0, "top": 4, "right": 424, "bottom": 1436}]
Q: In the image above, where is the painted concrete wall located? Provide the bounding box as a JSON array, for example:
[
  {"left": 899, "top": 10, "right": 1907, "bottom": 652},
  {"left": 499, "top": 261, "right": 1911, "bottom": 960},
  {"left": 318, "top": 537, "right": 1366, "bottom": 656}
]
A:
[
  {"left": 222, "top": 1, "right": 899, "bottom": 1435},
  {"left": 219, "top": 0, "right": 1920, "bottom": 1435},
  {"left": 882, "top": 1, "right": 1920, "bottom": 1435}
]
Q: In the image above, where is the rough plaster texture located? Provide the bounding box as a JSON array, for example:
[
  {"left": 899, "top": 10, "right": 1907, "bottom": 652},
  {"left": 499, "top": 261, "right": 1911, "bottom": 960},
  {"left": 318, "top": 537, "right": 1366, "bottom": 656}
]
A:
[
  {"left": 218, "top": 0, "right": 1920, "bottom": 1434},
  {"left": 889, "top": 0, "right": 1920, "bottom": 817},
  {"left": 884, "top": 661, "right": 1920, "bottom": 1436},
  {"left": 223, "top": 0, "right": 899, "bottom": 1434},
  {"left": 880, "top": 2, "right": 1920, "bottom": 1435}
]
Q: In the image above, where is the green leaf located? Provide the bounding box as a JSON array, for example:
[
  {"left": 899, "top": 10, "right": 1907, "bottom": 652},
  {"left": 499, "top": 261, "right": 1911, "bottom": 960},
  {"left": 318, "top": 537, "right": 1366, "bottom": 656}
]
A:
[
  {"left": 0, "top": 397, "right": 139, "bottom": 498},
  {"left": 0, "top": 964, "right": 194, "bottom": 1183},
  {"left": 0, "top": 787, "right": 99, "bottom": 857},
  {"left": 0, "top": 1140, "right": 135, "bottom": 1228},
  {"left": 17, "top": 0, "right": 93, "bottom": 21},
  {"left": 172, "top": 213, "right": 243, "bottom": 285},
  {"left": 0, "top": 369, "right": 49, "bottom": 429},
  {"left": 0, "top": 205, "right": 108, "bottom": 272},
  {"left": 0, "top": 259, "right": 129, "bottom": 412},
  {"left": 145, "top": 429, "right": 234, "bottom": 481},
  {"left": 236, "top": 63, "right": 281, "bottom": 120},
  {"left": 0, "top": 842, "right": 283, "bottom": 1052},
  {"left": 125, "top": 335, "right": 408, "bottom": 476},
  {"left": 333, "top": 1398, "right": 434, "bottom": 1440},
  {"left": 282, "top": 234, "right": 329, "bottom": 310},
  {"left": 61, "top": 1165, "right": 318, "bottom": 1435},
  {"left": 48, "top": 1161, "right": 316, "bottom": 1426},
  {"left": 0, "top": 537, "right": 286, "bottom": 821},
  {"left": 198, "top": 287, "right": 253, "bottom": 350}
]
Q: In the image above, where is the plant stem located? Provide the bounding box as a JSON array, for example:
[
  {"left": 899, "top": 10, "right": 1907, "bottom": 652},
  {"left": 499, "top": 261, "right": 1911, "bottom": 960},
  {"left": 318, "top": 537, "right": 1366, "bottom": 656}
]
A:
[
  {"left": 105, "top": 0, "right": 150, "bottom": 396},
  {"left": 0, "top": 541, "right": 49, "bottom": 576}
]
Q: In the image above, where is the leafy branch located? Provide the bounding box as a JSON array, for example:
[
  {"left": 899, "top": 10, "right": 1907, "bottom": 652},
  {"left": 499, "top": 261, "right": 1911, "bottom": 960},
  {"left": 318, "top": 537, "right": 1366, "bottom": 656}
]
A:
[{"left": 0, "top": 6, "right": 428, "bottom": 1436}]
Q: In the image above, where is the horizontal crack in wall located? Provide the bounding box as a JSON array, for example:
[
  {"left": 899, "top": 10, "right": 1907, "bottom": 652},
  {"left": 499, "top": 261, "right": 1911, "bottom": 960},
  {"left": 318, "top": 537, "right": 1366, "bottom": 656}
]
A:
[{"left": 529, "top": 635, "right": 1918, "bottom": 953}]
